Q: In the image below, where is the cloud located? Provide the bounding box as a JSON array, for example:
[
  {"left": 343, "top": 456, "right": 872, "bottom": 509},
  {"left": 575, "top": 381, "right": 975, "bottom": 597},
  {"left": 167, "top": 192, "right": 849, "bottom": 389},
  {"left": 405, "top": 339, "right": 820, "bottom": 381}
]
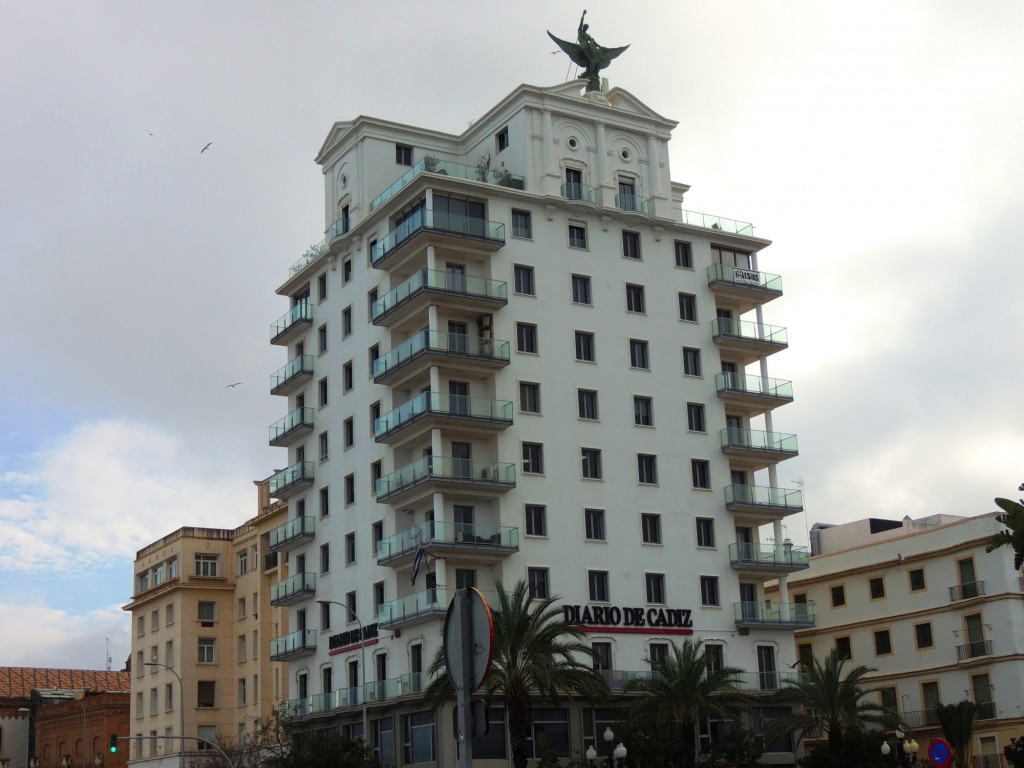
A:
[{"left": 0, "top": 602, "right": 132, "bottom": 670}]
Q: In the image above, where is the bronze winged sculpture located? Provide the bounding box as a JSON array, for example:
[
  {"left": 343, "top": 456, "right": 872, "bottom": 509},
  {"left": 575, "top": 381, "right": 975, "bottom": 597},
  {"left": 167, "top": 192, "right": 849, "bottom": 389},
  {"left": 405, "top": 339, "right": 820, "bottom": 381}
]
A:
[{"left": 548, "top": 10, "right": 630, "bottom": 92}]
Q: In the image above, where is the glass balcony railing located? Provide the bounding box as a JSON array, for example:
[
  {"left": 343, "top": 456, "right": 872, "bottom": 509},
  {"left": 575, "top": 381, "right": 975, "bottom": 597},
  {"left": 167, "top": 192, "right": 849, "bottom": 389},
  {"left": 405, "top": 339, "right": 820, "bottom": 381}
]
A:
[
  {"left": 270, "top": 354, "right": 314, "bottom": 394},
  {"left": 707, "top": 263, "right": 783, "bottom": 294},
  {"left": 733, "top": 601, "right": 814, "bottom": 627},
  {"left": 288, "top": 241, "right": 327, "bottom": 278},
  {"left": 373, "top": 330, "right": 510, "bottom": 380},
  {"left": 372, "top": 268, "right": 507, "bottom": 322},
  {"left": 370, "top": 208, "right": 505, "bottom": 265},
  {"left": 371, "top": 157, "right": 526, "bottom": 212},
  {"left": 715, "top": 372, "right": 794, "bottom": 401},
  {"left": 269, "top": 516, "right": 315, "bottom": 551},
  {"left": 374, "top": 391, "right": 513, "bottom": 439},
  {"left": 270, "top": 629, "right": 316, "bottom": 660},
  {"left": 720, "top": 428, "right": 798, "bottom": 455},
  {"left": 309, "top": 687, "right": 361, "bottom": 715},
  {"left": 561, "top": 182, "right": 597, "bottom": 203},
  {"left": 366, "top": 673, "right": 429, "bottom": 702},
  {"left": 270, "top": 302, "right": 312, "bottom": 343},
  {"left": 734, "top": 670, "right": 804, "bottom": 691},
  {"left": 329, "top": 216, "right": 351, "bottom": 241},
  {"left": 711, "top": 318, "right": 788, "bottom": 347},
  {"left": 377, "top": 521, "right": 519, "bottom": 561},
  {"left": 270, "top": 572, "right": 316, "bottom": 605},
  {"left": 269, "top": 406, "right": 314, "bottom": 445},
  {"left": 268, "top": 461, "right": 314, "bottom": 497},
  {"left": 679, "top": 209, "right": 754, "bottom": 236},
  {"left": 378, "top": 588, "right": 456, "bottom": 626},
  {"left": 375, "top": 456, "right": 516, "bottom": 500},
  {"left": 725, "top": 484, "right": 804, "bottom": 512},
  {"left": 616, "top": 193, "right": 649, "bottom": 214},
  {"left": 729, "top": 542, "right": 809, "bottom": 569}
]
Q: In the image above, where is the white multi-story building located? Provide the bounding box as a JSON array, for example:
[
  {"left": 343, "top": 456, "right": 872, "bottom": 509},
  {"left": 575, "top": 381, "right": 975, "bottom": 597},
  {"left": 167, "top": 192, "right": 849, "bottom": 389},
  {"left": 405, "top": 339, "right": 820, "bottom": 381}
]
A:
[
  {"left": 266, "top": 78, "right": 806, "bottom": 766},
  {"left": 769, "top": 512, "right": 1024, "bottom": 768}
]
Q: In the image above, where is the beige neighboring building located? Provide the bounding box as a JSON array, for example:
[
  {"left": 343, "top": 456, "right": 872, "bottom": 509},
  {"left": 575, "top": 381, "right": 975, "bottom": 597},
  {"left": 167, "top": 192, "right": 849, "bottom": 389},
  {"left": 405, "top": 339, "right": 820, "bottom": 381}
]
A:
[
  {"left": 123, "top": 482, "right": 290, "bottom": 768},
  {"left": 769, "top": 512, "right": 1024, "bottom": 768}
]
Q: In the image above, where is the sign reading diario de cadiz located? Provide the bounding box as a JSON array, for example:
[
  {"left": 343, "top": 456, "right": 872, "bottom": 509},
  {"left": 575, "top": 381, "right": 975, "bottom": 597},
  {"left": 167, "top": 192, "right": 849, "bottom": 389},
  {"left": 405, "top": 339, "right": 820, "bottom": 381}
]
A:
[
  {"left": 328, "top": 622, "right": 380, "bottom": 655},
  {"left": 563, "top": 604, "right": 694, "bottom": 634}
]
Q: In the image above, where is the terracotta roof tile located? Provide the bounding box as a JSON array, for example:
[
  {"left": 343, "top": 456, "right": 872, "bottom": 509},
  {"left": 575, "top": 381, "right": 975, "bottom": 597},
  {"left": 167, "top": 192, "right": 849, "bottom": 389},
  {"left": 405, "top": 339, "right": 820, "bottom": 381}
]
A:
[{"left": 0, "top": 667, "right": 130, "bottom": 698}]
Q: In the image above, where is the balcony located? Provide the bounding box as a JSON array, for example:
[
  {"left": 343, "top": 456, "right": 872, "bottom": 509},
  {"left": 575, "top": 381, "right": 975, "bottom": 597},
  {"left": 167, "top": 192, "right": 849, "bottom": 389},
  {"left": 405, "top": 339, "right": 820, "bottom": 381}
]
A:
[
  {"left": 270, "top": 302, "right": 312, "bottom": 345},
  {"left": 678, "top": 209, "right": 755, "bottom": 237},
  {"left": 561, "top": 182, "right": 597, "bottom": 204},
  {"left": 725, "top": 484, "right": 804, "bottom": 520},
  {"left": 729, "top": 542, "right": 810, "bottom": 573},
  {"left": 616, "top": 193, "right": 649, "bottom": 214},
  {"left": 598, "top": 669, "right": 654, "bottom": 691},
  {"left": 734, "top": 670, "right": 803, "bottom": 692},
  {"left": 371, "top": 268, "right": 507, "bottom": 330},
  {"left": 370, "top": 208, "right": 505, "bottom": 270},
  {"left": 375, "top": 456, "right": 515, "bottom": 505},
  {"left": 707, "top": 264, "right": 783, "bottom": 313},
  {"left": 269, "top": 406, "right": 314, "bottom": 446},
  {"left": 372, "top": 330, "right": 510, "bottom": 385},
  {"left": 268, "top": 460, "right": 314, "bottom": 498},
  {"left": 329, "top": 215, "right": 351, "bottom": 241},
  {"left": 288, "top": 241, "right": 327, "bottom": 278},
  {"left": 377, "top": 588, "right": 456, "bottom": 630},
  {"left": 949, "top": 581, "right": 985, "bottom": 601},
  {"left": 899, "top": 708, "right": 941, "bottom": 729},
  {"left": 715, "top": 372, "right": 794, "bottom": 415},
  {"left": 263, "top": 551, "right": 279, "bottom": 572},
  {"left": 374, "top": 391, "right": 513, "bottom": 444},
  {"left": 270, "top": 629, "right": 316, "bottom": 661},
  {"left": 720, "top": 428, "right": 798, "bottom": 470},
  {"left": 733, "top": 601, "right": 814, "bottom": 629},
  {"left": 309, "top": 687, "right": 361, "bottom": 716},
  {"left": 956, "top": 640, "right": 993, "bottom": 662},
  {"left": 370, "top": 157, "right": 526, "bottom": 212},
  {"left": 269, "top": 515, "right": 315, "bottom": 552},
  {"left": 270, "top": 354, "right": 314, "bottom": 396},
  {"left": 271, "top": 572, "right": 316, "bottom": 606},
  {"left": 365, "top": 672, "right": 428, "bottom": 703},
  {"left": 377, "top": 521, "right": 519, "bottom": 567},
  {"left": 711, "top": 318, "right": 788, "bottom": 364}
]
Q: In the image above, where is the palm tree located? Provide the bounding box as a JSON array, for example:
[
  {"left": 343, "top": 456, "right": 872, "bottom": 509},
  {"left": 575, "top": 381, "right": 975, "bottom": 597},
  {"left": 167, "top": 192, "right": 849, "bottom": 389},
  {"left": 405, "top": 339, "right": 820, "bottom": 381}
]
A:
[
  {"left": 424, "top": 580, "right": 608, "bottom": 768},
  {"left": 773, "top": 649, "right": 894, "bottom": 768},
  {"left": 934, "top": 700, "right": 977, "bottom": 768},
  {"left": 985, "top": 483, "right": 1024, "bottom": 570},
  {"left": 623, "top": 638, "right": 749, "bottom": 768}
]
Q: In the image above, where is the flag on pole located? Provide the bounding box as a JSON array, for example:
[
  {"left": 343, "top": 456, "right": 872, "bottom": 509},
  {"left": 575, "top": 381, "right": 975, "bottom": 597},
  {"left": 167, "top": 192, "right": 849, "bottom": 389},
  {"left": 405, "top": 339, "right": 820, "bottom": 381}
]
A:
[{"left": 411, "top": 546, "right": 426, "bottom": 585}]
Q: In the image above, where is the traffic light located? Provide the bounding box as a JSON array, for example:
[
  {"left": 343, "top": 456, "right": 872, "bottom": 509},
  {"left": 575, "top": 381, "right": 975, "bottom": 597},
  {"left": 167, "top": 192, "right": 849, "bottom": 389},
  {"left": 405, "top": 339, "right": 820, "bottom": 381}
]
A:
[{"left": 109, "top": 734, "right": 118, "bottom": 753}]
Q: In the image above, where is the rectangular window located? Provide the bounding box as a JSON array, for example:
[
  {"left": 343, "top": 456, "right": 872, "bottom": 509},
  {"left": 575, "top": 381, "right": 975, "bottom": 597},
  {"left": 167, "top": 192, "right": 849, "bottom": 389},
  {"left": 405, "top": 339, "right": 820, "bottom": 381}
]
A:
[
  {"left": 622, "top": 230, "right": 641, "bottom": 259},
  {"left": 371, "top": 460, "right": 382, "bottom": 494},
  {"left": 874, "top": 629, "right": 892, "bottom": 656},
  {"left": 635, "top": 453, "right": 657, "bottom": 484},
  {"left": 588, "top": 570, "right": 609, "bottom": 602},
  {"left": 674, "top": 240, "right": 693, "bottom": 268},
  {"left": 320, "top": 600, "right": 331, "bottom": 631},
  {"left": 528, "top": 567, "right": 550, "bottom": 599},
  {"left": 370, "top": 401, "right": 381, "bottom": 433},
  {"left": 626, "top": 283, "right": 646, "bottom": 313},
  {"left": 367, "top": 288, "right": 378, "bottom": 321},
  {"left": 687, "top": 403, "right": 706, "bottom": 432},
  {"left": 585, "top": 508, "right": 605, "bottom": 541},
  {"left": 320, "top": 543, "right": 330, "bottom": 574},
  {"left": 678, "top": 293, "right": 697, "bottom": 321},
  {"left": 195, "top": 555, "right": 218, "bottom": 578},
  {"left": 319, "top": 431, "right": 330, "bottom": 462},
  {"left": 831, "top": 585, "right": 846, "bottom": 607},
  {"left": 571, "top": 274, "right": 592, "bottom": 305},
  {"left": 519, "top": 382, "right": 541, "bottom": 413},
  {"left": 696, "top": 518, "right": 715, "bottom": 547},
  {"left": 835, "top": 636, "right": 852, "bottom": 660},
  {"left": 575, "top": 331, "right": 595, "bottom": 362},
  {"left": 343, "top": 361, "right": 353, "bottom": 392},
  {"left": 525, "top": 504, "right": 547, "bottom": 537},
  {"left": 522, "top": 443, "right": 544, "bottom": 474},
  {"left": 577, "top": 389, "right": 598, "bottom": 420},
  {"left": 317, "top": 273, "right": 327, "bottom": 302},
  {"left": 514, "top": 265, "right": 535, "bottom": 295},
  {"left": 318, "top": 324, "right": 328, "bottom": 353},
  {"left": 568, "top": 224, "right": 587, "bottom": 249},
  {"left": 516, "top": 323, "right": 538, "bottom": 353},
  {"left": 869, "top": 576, "right": 886, "bottom": 600},
  {"left": 395, "top": 144, "right": 412, "bottom": 165},
  {"left": 343, "top": 258, "right": 352, "bottom": 283},
  {"left": 682, "top": 347, "right": 702, "bottom": 376},
  {"left": 700, "top": 576, "right": 720, "bottom": 606},
  {"left": 649, "top": 642, "right": 669, "bottom": 670},
  {"left": 237, "top": 634, "right": 247, "bottom": 663},
  {"left": 343, "top": 306, "right": 352, "bottom": 336},
  {"left": 368, "top": 344, "right": 379, "bottom": 375},
  {"left": 343, "top": 417, "right": 354, "bottom": 449},
  {"left": 319, "top": 377, "right": 329, "bottom": 406},
  {"left": 633, "top": 396, "right": 653, "bottom": 426},
  {"left": 641, "top": 513, "right": 661, "bottom": 544},
  {"left": 629, "top": 339, "right": 649, "bottom": 369},
  {"left": 237, "top": 597, "right": 246, "bottom": 619},
  {"left": 909, "top": 568, "right": 926, "bottom": 591},
  {"left": 915, "top": 622, "right": 934, "bottom": 649},
  {"left": 691, "top": 459, "right": 710, "bottom": 489},
  {"left": 374, "top": 581, "right": 385, "bottom": 615},
  {"left": 372, "top": 521, "right": 384, "bottom": 555},
  {"left": 198, "top": 601, "right": 215, "bottom": 622},
  {"left": 496, "top": 127, "right": 510, "bottom": 152},
  {"left": 646, "top": 573, "right": 666, "bottom": 604},
  {"left": 592, "top": 642, "right": 612, "bottom": 671},
  {"left": 581, "top": 448, "right": 602, "bottom": 479},
  {"left": 198, "top": 638, "right": 215, "bottom": 664},
  {"left": 511, "top": 210, "right": 532, "bottom": 238}
]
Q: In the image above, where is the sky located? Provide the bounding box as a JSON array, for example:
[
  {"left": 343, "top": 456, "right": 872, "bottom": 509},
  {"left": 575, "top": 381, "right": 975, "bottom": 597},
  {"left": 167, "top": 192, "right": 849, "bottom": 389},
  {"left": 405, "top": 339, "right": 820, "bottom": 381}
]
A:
[{"left": 1, "top": 0, "right": 1022, "bottom": 670}]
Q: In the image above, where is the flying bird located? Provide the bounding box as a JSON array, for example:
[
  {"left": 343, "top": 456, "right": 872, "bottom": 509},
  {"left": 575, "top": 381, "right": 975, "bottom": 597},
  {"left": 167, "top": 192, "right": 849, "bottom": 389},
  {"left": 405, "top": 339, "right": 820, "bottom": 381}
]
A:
[
  {"left": 201, "top": 142, "right": 212, "bottom": 153},
  {"left": 145, "top": 130, "right": 156, "bottom": 137},
  {"left": 225, "top": 382, "right": 242, "bottom": 388}
]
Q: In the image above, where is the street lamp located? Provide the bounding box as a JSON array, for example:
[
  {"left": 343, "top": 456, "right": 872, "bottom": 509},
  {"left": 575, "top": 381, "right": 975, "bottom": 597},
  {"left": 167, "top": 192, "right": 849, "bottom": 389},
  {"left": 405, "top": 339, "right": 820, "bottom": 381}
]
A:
[
  {"left": 316, "top": 599, "right": 369, "bottom": 742},
  {"left": 144, "top": 661, "right": 185, "bottom": 768},
  {"left": 586, "top": 727, "right": 626, "bottom": 768},
  {"left": 882, "top": 730, "right": 919, "bottom": 768}
]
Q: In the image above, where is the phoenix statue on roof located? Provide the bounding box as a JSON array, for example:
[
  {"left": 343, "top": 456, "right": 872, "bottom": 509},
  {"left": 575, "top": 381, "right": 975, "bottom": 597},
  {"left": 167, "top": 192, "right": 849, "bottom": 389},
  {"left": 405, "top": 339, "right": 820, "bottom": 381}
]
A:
[{"left": 548, "top": 10, "right": 630, "bottom": 92}]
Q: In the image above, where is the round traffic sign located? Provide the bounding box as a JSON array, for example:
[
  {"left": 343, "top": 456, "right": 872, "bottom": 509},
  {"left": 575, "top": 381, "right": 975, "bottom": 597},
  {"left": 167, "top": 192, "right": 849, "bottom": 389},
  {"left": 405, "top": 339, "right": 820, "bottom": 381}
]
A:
[
  {"left": 928, "top": 738, "right": 952, "bottom": 768},
  {"left": 443, "top": 588, "right": 495, "bottom": 692}
]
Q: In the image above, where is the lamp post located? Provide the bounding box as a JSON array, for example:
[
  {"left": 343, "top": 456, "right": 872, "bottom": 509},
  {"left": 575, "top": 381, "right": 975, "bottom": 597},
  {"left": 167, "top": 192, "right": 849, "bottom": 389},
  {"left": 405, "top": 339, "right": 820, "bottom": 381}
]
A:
[
  {"left": 316, "top": 599, "right": 369, "bottom": 742},
  {"left": 144, "top": 661, "right": 185, "bottom": 768},
  {"left": 882, "top": 730, "right": 919, "bottom": 768},
  {"left": 586, "top": 727, "right": 626, "bottom": 768}
]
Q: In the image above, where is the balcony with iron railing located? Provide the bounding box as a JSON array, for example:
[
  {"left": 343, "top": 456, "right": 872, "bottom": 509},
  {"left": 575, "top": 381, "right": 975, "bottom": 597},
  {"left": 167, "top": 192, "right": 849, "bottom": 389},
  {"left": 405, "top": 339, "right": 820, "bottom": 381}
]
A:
[
  {"left": 374, "top": 391, "right": 513, "bottom": 444},
  {"left": 711, "top": 318, "right": 788, "bottom": 363},
  {"left": 270, "top": 571, "right": 316, "bottom": 606},
  {"left": 372, "top": 330, "right": 510, "bottom": 385},
  {"left": 720, "top": 428, "right": 799, "bottom": 469},
  {"left": 706, "top": 264, "right": 783, "bottom": 312},
  {"left": 715, "top": 373, "right": 794, "bottom": 414},
  {"left": 370, "top": 157, "right": 526, "bottom": 212},
  {"left": 561, "top": 182, "right": 597, "bottom": 204},
  {"left": 270, "top": 302, "right": 312, "bottom": 345},
  {"left": 725, "top": 484, "right": 804, "bottom": 519},
  {"left": 678, "top": 209, "right": 755, "bottom": 237},
  {"left": 370, "top": 208, "right": 505, "bottom": 268},
  {"left": 268, "top": 460, "right": 314, "bottom": 498},
  {"left": 377, "top": 521, "right": 519, "bottom": 566},
  {"left": 270, "top": 628, "right": 316, "bottom": 661},
  {"left": 949, "top": 581, "right": 985, "bottom": 601},
  {"left": 733, "top": 601, "right": 814, "bottom": 629},
  {"left": 263, "top": 551, "right": 279, "bottom": 572},
  {"left": 269, "top": 515, "right": 315, "bottom": 551},
  {"left": 270, "top": 354, "right": 314, "bottom": 396},
  {"left": 956, "top": 640, "right": 993, "bottom": 661},
  {"left": 375, "top": 456, "right": 515, "bottom": 505},
  {"left": 616, "top": 193, "right": 649, "bottom": 214},
  {"left": 729, "top": 542, "right": 810, "bottom": 573},
  {"left": 269, "top": 406, "right": 314, "bottom": 446},
  {"left": 971, "top": 753, "right": 1005, "bottom": 768},
  {"left": 371, "top": 268, "right": 507, "bottom": 329}
]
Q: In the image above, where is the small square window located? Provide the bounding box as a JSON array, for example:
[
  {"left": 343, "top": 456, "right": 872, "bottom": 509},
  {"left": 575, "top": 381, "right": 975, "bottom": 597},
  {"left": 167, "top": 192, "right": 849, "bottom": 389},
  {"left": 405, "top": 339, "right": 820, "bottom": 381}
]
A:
[
  {"left": 525, "top": 504, "right": 547, "bottom": 537},
  {"left": 682, "top": 347, "right": 702, "bottom": 376},
  {"left": 646, "top": 573, "right": 666, "bottom": 604},
  {"left": 519, "top": 382, "right": 541, "bottom": 413},
  {"left": 835, "top": 636, "right": 852, "bottom": 660},
  {"left": 578, "top": 389, "right": 599, "bottom": 420},
  {"left": 514, "top": 264, "right": 535, "bottom": 295},
  {"left": 914, "top": 622, "right": 933, "bottom": 649},
  {"left": 626, "top": 283, "right": 646, "bottom": 313},
  {"left": 569, "top": 224, "right": 588, "bottom": 249},
  {"left": 630, "top": 339, "right": 649, "bottom": 369},
  {"left": 678, "top": 293, "right": 697, "bottom": 321},
  {"left": 909, "top": 568, "right": 926, "bottom": 591},
  {"left": 585, "top": 508, "right": 606, "bottom": 541},
  {"left": 528, "top": 567, "right": 550, "bottom": 599},
  {"left": 687, "top": 403, "right": 706, "bottom": 432},
  {"left": 700, "top": 575, "right": 719, "bottom": 606},
  {"left": 674, "top": 240, "right": 693, "bottom": 268},
  {"left": 522, "top": 442, "right": 544, "bottom": 474},
  {"left": 512, "top": 210, "right": 532, "bottom": 238},
  {"left": 581, "top": 448, "right": 602, "bottom": 479},
  {"left": 572, "top": 274, "right": 592, "bottom": 305},
  {"left": 633, "top": 396, "right": 653, "bottom": 426},
  {"left": 496, "top": 127, "right": 510, "bottom": 152},
  {"left": 637, "top": 454, "right": 658, "bottom": 484},
  {"left": 395, "top": 144, "right": 413, "bottom": 165},
  {"left": 588, "top": 570, "right": 609, "bottom": 602},
  {"left": 691, "top": 459, "right": 711, "bottom": 489},
  {"left": 641, "top": 513, "right": 661, "bottom": 544},
  {"left": 869, "top": 577, "right": 886, "bottom": 600},
  {"left": 831, "top": 585, "right": 846, "bottom": 607},
  {"left": 696, "top": 517, "right": 715, "bottom": 547},
  {"left": 516, "top": 323, "right": 538, "bottom": 353},
  {"left": 575, "top": 331, "right": 595, "bottom": 362},
  {"left": 622, "top": 231, "right": 641, "bottom": 259}
]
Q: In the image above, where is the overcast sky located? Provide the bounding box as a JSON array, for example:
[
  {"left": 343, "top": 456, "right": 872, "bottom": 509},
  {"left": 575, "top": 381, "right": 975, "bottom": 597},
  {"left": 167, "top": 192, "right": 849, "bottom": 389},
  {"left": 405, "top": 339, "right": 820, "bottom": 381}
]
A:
[{"left": 2, "top": 0, "right": 1022, "bottom": 670}]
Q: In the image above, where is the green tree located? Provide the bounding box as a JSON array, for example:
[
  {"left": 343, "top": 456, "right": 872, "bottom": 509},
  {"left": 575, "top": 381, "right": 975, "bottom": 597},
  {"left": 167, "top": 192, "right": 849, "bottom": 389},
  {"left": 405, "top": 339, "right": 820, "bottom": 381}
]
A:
[
  {"left": 985, "top": 482, "right": 1024, "bottom": 569},
  {"left": 270, "top": 732, "right": 381, "bottom": 768},
  {"left": 773, "top": 650, "right": 894, "bottom": 768},
  {"left": 1003, "top": 736, "right": 1024, "bottom": 768},
  {"left": 424, "top": 581, "right": 609, "bottom": 768},
  {"left": 797, "top": 730, "right": 892, "bottom": 768},
  {"left": 623, "top": 639, "right": 749, "bottom": 768},
  {"left": 934, "top": 700, "right": 977, "bottom": 768}
]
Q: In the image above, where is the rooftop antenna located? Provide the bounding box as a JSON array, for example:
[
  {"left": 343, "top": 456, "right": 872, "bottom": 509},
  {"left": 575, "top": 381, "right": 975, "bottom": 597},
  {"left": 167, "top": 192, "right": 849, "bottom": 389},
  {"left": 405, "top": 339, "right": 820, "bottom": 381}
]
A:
[{"left": 106, "top": 638, "right": 112, "bottom": 671}]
